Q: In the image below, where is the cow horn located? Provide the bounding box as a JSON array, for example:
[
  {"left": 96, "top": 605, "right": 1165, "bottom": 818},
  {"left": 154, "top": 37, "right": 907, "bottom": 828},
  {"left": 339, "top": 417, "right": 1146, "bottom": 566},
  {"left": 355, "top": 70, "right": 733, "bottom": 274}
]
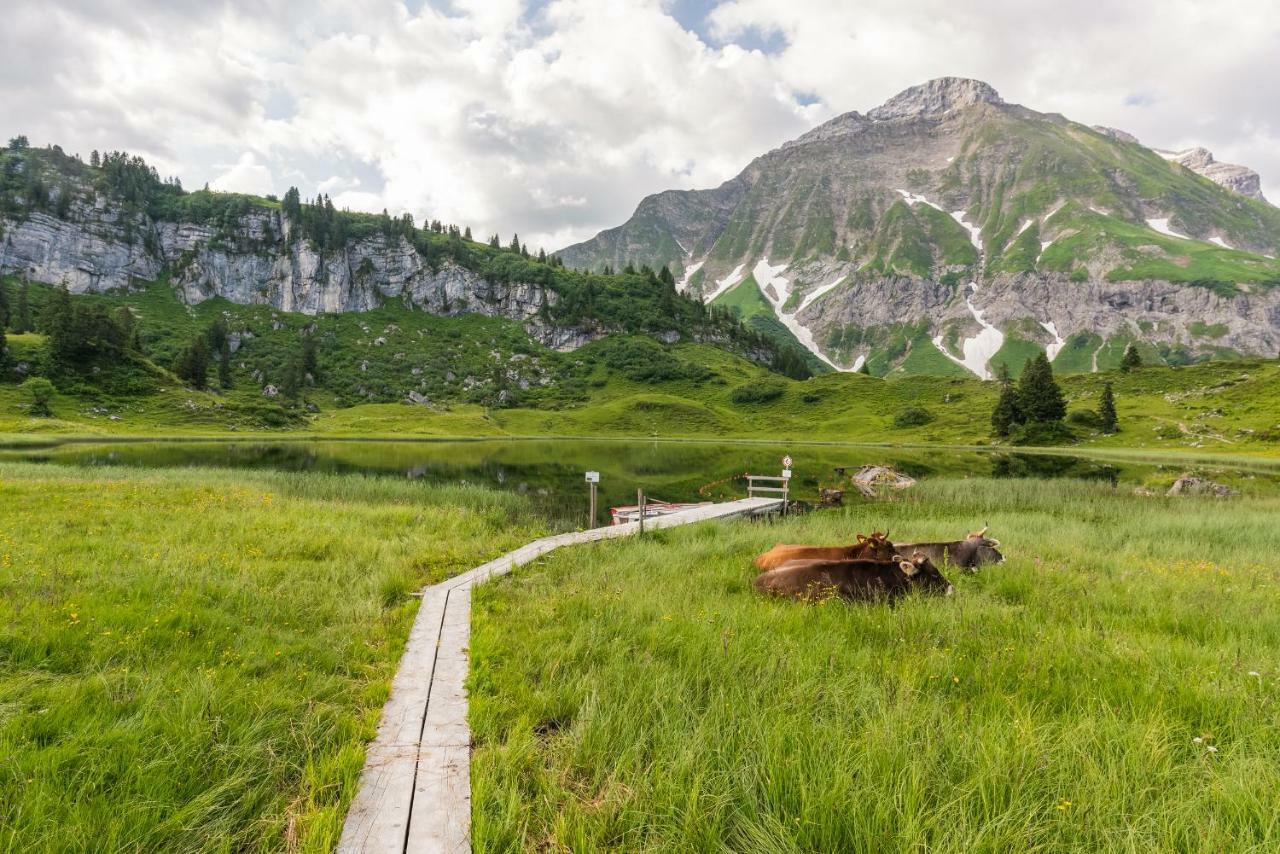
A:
[
  {"left": 857, "top": 534, "right": 867, "bottom": 543},
  {"left": 987, "top": 539, "right": 1000, "bottom": 547},
  {"left": 969, "top": 525, "right": 989, "bottom": 539},
  {"left": 899, "top": 560, "right": 918, "bottom": 576}
]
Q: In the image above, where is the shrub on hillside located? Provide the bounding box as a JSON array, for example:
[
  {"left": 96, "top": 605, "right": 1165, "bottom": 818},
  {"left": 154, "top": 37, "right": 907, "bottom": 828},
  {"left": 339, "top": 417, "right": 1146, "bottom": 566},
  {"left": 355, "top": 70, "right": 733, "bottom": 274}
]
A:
[
  {"left": 730, "top": 381, "right": 785, "bottom": 405},
  {"left": 601, "top": 338, "right": 710, "bottom": 384},
  {"left": 893, "top": 406, "right": 935, "bottom": 428}
]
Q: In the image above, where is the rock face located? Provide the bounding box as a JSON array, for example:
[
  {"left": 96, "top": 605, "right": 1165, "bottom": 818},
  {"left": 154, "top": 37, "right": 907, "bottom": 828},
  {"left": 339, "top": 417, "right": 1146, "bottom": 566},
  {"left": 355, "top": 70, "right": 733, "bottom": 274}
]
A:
[
  {"left": 559, "top": 77, "right": 1280, "bottom": 374},
  {"left": 865, "top": 77, "right": 1003, "bottom": 121},
  {"left": 0, "top": 201, "right": 561, "bottom": 336},
  {"left": 1155, "top": 147, "right": 1268, "bottom": 204}
]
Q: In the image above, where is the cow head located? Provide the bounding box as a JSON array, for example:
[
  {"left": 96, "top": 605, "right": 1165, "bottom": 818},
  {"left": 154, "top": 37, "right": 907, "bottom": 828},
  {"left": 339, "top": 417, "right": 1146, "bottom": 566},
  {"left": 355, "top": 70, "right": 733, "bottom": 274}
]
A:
[
  {"left": 855, "top": 531, "right": 897, "bottom": 562},
  {"left": 964, "top": 525, "right": 1004, "bottom": 566},
  {"left": 897, "top": 552, "right": 954, "bottom": 596}
]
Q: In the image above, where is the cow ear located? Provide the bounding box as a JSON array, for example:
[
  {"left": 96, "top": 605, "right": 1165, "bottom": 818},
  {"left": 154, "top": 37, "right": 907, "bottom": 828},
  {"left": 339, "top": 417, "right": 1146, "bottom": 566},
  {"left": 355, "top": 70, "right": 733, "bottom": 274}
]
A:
[
  {"left": 899, "top": 560, "right": 918, "bottom": 576},
  {"left": 857, "top": 534, "right": 867, "bottom": 544}
]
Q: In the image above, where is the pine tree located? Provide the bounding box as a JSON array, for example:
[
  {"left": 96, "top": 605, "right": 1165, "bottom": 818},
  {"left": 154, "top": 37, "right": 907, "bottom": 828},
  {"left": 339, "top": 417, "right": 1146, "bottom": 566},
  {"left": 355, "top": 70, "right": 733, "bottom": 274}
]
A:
[
  {"left": 509, "top": 233, "right": 520, "bottom": 252},
  {"left": 0, "top": 324, "right": 7, "bottom": 366},
  {"left": 15, "top": 281, "right": 33, "bottom": 334},
  {"left": 1017, "top": 354, "right": 1066, "bottom": 424},
  {"left": 858, "top": 361, "right": 872, "bottom": 376},
  {"left": 1098, "top": 381, "right": 1118, "bottom": 432},
  {"left": 301, "top": 334, "right": 318, "bottom": 381},
  {"left": 488, "top": 234, "right": 500, "bottom": 249},
  {"left": 1120, "top": 344, "right": 1142, "bottom": 372},
  {"left": 177, "top": 337, "right": 210, "bottom": 389},
  {"left": 990, "top": 363, "right": 1021, "bottom": 437},
  {"left": 218, "top": 338, "right": 232, "bottom": 389},
  {"left": 113, "top": 306, "right": 139, "bottom": 351},
  {"left": 0, "top": 279, "right": 9, "bottom": 329},
  {"left": 658, "top": 265, "right": 675, "bottom": 287},
  {"left": 463, "top": 226, "right": 472, "bottom": 241},
  {"left": 90, "top": 150, "right": 101, "bottom": 168}
]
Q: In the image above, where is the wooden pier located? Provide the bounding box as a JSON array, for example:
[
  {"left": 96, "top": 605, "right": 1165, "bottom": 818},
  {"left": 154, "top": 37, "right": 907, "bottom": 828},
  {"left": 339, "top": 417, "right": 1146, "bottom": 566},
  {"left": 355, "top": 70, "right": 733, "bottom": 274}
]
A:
[{"left": 337, "top": 496, "right": 783, "bottom": 853}]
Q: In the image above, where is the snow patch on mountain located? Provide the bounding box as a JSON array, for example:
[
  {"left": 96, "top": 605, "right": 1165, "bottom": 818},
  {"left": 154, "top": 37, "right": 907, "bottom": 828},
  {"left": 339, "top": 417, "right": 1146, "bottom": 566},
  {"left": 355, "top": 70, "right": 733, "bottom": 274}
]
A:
[
  {"left": 752, "top": 258, "right": 843, "bottom": 371},
  {"left": 676, "top": 260, "right": 704, "bottom": 293},
  {"left": 932, "top": 282, "right": 1004, "bottom": 379},
  {"left": 1040, "top": 320, "right": 1065, "bottom": 362},
  {"left": 951, "top": 210, "right": 983, "bottom": 249},
  {"left": 1208, "top": 236, "right": 1233, "bottom": 250},
  {"left": 1147, "top": 218, "right": 1188, "bottom": 239},
  {"left": 1016, "top": 219, "right": 1033, "bottom": 236},
  {"left": 895, "top": 189, "right": 943, "bottom": 210},
  {"left": 796, "top": 275, "right": 847, "bottom": 314},
  {"left": 852, "top": 354, "right": 866, "bottom": 371},
  {"left": 704, "top": 264, "right": 746, "bottom": 302}
]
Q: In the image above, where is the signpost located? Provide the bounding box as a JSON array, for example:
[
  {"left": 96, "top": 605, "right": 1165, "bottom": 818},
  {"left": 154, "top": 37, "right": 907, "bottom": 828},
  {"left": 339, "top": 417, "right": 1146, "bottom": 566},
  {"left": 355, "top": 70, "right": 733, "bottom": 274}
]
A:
[
  {"left": 781, "top": 455, "right": 792, "bottom": 514},
  {"left": 585, "top": 471, "right": 600, "bottom": 527}
]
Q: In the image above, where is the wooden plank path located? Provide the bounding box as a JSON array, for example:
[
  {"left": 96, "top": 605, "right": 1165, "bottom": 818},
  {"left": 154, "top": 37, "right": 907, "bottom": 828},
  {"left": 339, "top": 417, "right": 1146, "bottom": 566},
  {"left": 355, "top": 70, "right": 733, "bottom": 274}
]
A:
[{"left": 337, "top": 497, "right": 782, "bottom": 853}]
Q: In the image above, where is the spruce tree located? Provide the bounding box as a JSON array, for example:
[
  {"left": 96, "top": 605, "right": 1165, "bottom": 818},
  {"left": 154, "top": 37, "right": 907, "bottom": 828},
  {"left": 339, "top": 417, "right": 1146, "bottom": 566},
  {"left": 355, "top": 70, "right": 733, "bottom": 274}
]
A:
[
  {"left": 1098, "top": 381, "right": 1118, "bottom": 432},
  {"left": 0, "top": 280, "right": 9, "bottom": 329},
  {"left": 301, "top": 334, "right": 318, "bottom": 381},
  {"left": 1017, "top": 354, "right": 1066, "bottom": 424},
  {"left": 177, "top": 337, "right": 210, "bottom": 389},
  {"left": 218, "top": 339, "right": 232, "bottom": 389},
  {"left": 509, "top": 234, "right": 520, "bottom": 252},
  {"left": 658, "top": 265, "right": 675, "bottom": 287},
  {"left": 1120, "top": 344, "right": 1142, "bottom": 372},
  {"left": 991, "top": 362, "right": 1021, "bottom": 437},
  {"left": 15, "top": 281, "right": 33, "bottom": 333},
  {"left": 0, "top": 324, "right": 7, "bottom": 366},
  {"left": 858, "top": 361, "right": 872, "bottom": 376}
]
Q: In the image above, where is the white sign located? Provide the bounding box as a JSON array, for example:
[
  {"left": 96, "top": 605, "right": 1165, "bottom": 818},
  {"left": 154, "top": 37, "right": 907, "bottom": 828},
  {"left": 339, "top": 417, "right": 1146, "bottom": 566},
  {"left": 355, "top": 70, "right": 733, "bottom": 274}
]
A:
[
  {"left": 585, "top": 471, "right": 600, "bottom": 483},
  {"left": 782, "top": 455, "right": 793, "bottom": 468},
  {"left": 782, "top": 469, "right": 792, "bottom": 479}
]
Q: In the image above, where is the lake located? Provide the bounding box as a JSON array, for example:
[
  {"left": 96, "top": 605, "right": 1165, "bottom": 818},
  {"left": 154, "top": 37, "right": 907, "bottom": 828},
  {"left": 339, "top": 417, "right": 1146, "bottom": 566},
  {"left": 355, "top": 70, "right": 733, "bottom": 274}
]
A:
[{"left": 6, "top": 438, "right": 1275, "bottom": 527}]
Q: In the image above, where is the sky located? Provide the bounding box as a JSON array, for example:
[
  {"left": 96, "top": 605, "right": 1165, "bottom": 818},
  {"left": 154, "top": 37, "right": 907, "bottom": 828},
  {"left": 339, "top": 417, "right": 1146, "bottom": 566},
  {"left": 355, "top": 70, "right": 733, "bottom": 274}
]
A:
[{"left": 3, "top": 0, "right": 1279, "bottom": 251}]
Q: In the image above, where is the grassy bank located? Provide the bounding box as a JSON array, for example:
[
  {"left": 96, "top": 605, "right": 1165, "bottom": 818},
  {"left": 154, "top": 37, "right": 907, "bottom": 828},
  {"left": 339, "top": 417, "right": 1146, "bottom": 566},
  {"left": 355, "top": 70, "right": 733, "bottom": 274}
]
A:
[
  {"left": 0, "top": 463, "right": 543, "bottom": 851},
  {"left": 470, "top": 478, "right": 1280, "bottom": 851},
  {"left": 4, "top": 344, "right": 1279, "bottom": 459}
]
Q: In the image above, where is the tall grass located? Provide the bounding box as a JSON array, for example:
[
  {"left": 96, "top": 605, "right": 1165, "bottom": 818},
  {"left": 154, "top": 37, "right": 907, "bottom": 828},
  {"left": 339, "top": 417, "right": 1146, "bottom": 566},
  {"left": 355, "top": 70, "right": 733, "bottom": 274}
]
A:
[
  {"left": 0, "top": 463, "right": 543, "bottom": 851},
  {"left": 471, "top": 478, "right": 1280, "bottom": 851}
]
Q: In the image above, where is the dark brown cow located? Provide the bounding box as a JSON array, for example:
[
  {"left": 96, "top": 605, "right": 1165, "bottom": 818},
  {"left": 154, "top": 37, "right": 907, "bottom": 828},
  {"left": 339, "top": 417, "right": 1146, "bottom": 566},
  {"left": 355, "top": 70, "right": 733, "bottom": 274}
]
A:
[
  {"left": 754, "top": 552, "right": 954, "bottom": 603},
  {"left": 754, "top": 531, "right": 896, "bottom": 572},
  {"left": 893, "top": 526, "right": 1003, "bottom": 572}
]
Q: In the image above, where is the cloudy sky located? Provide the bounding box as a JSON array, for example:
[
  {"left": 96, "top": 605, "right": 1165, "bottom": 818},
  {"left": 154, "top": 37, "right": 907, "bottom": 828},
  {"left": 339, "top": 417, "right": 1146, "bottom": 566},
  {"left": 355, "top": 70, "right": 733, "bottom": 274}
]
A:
[{"left": 4, "top": 0, "right": 1278, "bottom": 250}]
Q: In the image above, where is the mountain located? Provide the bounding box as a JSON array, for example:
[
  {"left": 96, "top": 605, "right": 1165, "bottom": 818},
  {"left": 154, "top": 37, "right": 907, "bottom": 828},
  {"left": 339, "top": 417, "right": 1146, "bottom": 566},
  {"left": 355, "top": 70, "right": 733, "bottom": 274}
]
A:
[
  {"left": 560, "top": 77, "right": 1280, "bottom": 377},
  {"left": 0, "top": 140, "right": 806, "bottom": 380}
]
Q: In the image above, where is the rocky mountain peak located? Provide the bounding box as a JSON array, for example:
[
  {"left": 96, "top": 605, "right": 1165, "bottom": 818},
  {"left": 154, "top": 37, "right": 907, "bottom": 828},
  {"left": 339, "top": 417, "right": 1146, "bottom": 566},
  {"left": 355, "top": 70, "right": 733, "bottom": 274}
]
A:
[{"left": 867, "top": 77, "right": 1003, "bottom": 121}]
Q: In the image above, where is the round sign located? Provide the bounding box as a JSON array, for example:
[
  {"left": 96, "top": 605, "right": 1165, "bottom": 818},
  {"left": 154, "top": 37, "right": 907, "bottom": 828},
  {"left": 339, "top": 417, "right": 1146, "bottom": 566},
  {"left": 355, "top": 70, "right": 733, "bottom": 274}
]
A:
[{"left": 782, "top": 455, "right": 793, "bottom": 468}]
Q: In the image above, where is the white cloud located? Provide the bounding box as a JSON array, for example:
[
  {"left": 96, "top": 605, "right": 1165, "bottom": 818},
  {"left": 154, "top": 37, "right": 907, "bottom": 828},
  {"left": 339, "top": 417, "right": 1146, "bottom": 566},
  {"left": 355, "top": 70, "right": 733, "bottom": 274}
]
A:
[
  {"left": 211, "top": 153, "right": 274, "bottom": 195},
  {"left": 2, "top": 0, "right": 1278, "bottom": 252}
]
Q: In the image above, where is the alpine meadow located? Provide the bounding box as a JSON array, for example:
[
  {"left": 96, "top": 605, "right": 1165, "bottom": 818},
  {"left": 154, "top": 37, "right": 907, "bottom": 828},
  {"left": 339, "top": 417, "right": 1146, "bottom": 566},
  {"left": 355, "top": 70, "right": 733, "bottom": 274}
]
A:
[{"left": 3, "top": 4, "right": 1280, "bottom": 852}]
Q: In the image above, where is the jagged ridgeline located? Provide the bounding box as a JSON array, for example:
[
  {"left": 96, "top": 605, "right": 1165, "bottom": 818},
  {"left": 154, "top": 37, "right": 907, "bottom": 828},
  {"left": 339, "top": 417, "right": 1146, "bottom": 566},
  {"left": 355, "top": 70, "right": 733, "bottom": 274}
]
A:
[
  {"left": 0, "top": 137, "right": 815, "bottom": 405},
  {"left": 560, "top": 78, "right": 1280, "bottom": 378}
]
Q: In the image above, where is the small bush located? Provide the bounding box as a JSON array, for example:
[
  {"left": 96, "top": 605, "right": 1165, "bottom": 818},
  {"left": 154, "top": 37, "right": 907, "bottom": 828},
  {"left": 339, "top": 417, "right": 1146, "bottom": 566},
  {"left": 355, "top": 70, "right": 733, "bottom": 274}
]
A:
[
  {"left": 800, "top": 391, "right": 823, "bottom": 404},
  {"left": 893, "top": 406, "right": 935, "bottom": 428},
  {"left": 1067, "top": 409, "right": 1103, "bottom": 429},
  {"left": 730, "top": 381, "right": 785, "bottom": 405}
]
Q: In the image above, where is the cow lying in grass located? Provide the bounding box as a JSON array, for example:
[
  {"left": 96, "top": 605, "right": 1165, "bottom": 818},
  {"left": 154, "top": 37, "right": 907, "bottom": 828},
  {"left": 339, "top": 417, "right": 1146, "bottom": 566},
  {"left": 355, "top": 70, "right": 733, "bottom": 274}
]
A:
[
  {"left": 753, "top": 531, "right": 897, "bottom": 571},
  {"left": 893, "top": 526, "right": 1003, "bottom": 572},
  {"left": 754, "top": 553, "right": 953, "bottom": 603}
]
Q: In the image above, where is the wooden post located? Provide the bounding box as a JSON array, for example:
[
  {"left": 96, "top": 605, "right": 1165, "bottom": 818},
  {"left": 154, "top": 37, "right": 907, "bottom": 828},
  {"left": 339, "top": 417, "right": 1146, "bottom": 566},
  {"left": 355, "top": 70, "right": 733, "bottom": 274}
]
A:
[
  {"left": 637, "top": 489, "right": 645, "bottom": 534},
  {"left": 588, "top": 481, "right": 597, "bottom": 528}
]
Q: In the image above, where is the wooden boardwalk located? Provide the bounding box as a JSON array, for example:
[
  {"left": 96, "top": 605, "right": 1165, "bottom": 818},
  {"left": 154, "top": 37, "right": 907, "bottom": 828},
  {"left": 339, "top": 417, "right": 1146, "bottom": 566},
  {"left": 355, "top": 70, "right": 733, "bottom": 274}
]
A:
[{"left": 337, "top": 497, "right": 783, "bottom": 853}]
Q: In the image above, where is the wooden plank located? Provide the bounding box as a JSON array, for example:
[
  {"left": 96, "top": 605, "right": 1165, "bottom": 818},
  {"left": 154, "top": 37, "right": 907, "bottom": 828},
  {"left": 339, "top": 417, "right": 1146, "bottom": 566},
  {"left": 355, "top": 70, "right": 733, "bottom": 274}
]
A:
[
  {"left": 337, "top": 588, "right": 450, "bottom": 853},
  {"left": 340, "top": 497, "right": 784, "bottom": 853},
  {"left": 405, "top": 586, "right": 471, "bottom": 854}
]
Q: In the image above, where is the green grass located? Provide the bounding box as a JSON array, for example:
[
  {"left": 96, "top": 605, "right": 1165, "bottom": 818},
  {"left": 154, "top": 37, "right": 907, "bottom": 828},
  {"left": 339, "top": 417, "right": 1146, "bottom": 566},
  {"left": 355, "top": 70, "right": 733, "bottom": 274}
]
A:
[
  {"left": 470, "top": 477, "right": 1280, "bottom": 851},
  {"left": 711, "top": 276, "right": 832, "bottom": 375},
  {"left": 990, "top": 333, "right": 1046, "bottom": 378},
  {"left": 0, "top": 463, "right": 544, "bottom": 851}
]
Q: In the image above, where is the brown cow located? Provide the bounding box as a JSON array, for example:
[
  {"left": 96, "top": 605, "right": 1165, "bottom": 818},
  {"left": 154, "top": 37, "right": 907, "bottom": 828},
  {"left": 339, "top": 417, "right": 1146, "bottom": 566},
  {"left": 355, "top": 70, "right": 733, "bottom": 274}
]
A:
[
  {"left": 754, "top": 552, "right": 954, "bottom": 603},
  {"left": 893, "top": 526, "right": 1003, "bottom": 572},
  {"left": 754, "top": 531, "right": 897, "bottom": 572}
]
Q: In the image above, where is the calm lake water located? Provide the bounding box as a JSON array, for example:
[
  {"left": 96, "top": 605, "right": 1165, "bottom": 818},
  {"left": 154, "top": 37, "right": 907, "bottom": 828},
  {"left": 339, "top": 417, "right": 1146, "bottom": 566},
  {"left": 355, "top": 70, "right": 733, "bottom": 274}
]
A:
[{"left": 6, "top": 438, "right": 1275, "bottom": 526}]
